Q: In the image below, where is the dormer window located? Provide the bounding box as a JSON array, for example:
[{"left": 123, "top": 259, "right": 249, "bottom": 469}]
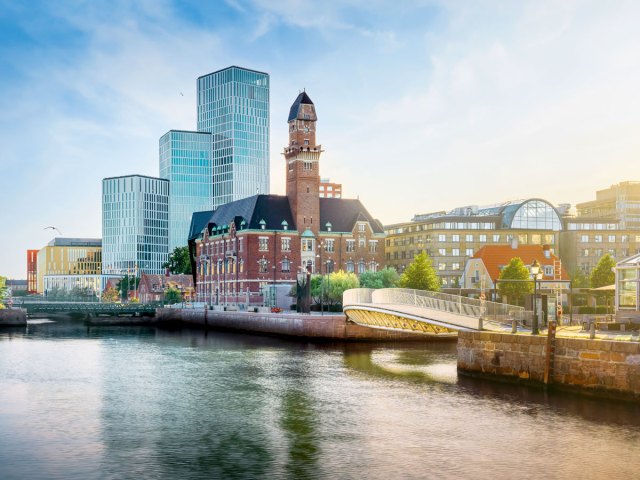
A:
[
  {"left": 281, "top": 220, "right": 288, "bottom": 231},
  {"left": 358, "top": 223, "right": 366, "bottom": 232},
  {"left": 259, "top": 219, "right": 266, "bottom": 230},
  {"left": 325, "top": 222, "right": 332, "bottom": 232}
]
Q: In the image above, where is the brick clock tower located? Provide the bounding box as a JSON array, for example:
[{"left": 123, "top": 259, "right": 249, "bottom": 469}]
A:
[{"left": 284, "top": 92, "right": 322, "bottom": 235}]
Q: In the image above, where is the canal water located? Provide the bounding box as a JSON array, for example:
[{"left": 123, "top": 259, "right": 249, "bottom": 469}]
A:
[{"left": 1, "top": 320, "right": 640, "bottom": 480}]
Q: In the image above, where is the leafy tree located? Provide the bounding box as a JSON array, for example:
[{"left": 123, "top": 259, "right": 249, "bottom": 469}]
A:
[
  {"left": 164, "top": 287, "right": 182, "bottom": 305},
  {"left": 326, "top": 271, "right": 360, "bottom": 306},
  {"left": 497, "top": 257, "right": 533, "bottom": 305},
  {"left": 102, "top": 285, "right": 120, "bottom": 303},
  {"left": 399, "top": 252, "right": 440, "bottom": 291},
  {"left": 163, "top": 246, "right": 192, "bottom": 275},
  {"left": 569, "top": 268, "right": 589, "bottom": 288},
  {"left": 359, "top": 268, "right": 400, "bottom": 289},
  {"left": 117, "top": 275, "right": 140, "bottom": 301},
  {"left": 590, "top": 253, "right": 615, "bottom": 288},
  {"left": 0, "top": 276, "right": 7, "bottom": 308}
]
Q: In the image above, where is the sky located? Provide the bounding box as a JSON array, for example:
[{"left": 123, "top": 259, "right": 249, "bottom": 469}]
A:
[{"left": 1, "top": 0, "right": 639, "bottom": 279}]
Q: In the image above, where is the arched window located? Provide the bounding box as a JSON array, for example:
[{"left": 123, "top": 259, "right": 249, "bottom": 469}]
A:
[
  {"left": 346, "top": 261, "right": 354, "bottom": 273},
  {"left": 281, "top": 259, "right": 291, "bottom": 273},
  {"left": 258, "top": 259, "right": 268, "bottom": 273},
  {"left": 358, "top": 260, "right": 366, "bottom": 274}
]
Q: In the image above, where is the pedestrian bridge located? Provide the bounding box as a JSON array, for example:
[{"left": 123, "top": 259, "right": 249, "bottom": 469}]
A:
[{"left": 343, "top": 288, "right": 529, "bottom": 336}]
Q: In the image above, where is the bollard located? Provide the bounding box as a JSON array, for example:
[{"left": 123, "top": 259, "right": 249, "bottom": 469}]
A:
[
  {"left": 478, "top": 317, "right": 483, "bottom": 330},
  {"left": 512, "top": 319, "right": 517, "bottom": 334},
  {"left": 590, "top": 322, "right": 596, "bottom": 340}
]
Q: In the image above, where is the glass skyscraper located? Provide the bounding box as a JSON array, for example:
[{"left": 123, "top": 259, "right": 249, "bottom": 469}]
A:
[
  {"left": 102, "top": 175, "right": 169, "bottom": 275},
  {"left": 159, "top": 130, "right": 213, "bottom": 251},
  {"left": 197, "top": 66, "right": 270, "bottom": 207}
]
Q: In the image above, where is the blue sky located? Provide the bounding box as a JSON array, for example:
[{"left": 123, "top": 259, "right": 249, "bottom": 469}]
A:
[{"left": 1, "top": 0, "right": 640, "bottom": 279}]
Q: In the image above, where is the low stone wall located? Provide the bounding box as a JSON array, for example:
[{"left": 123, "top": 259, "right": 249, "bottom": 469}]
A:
[
  {"left": 458, "top": 331, "right": 640, "bottom": 401},
  {"left": 157, "top": 308, "right": 440, "bottom": 342},
  {"left": 0, "top": 308, "right": 27, "bottom": 326}
]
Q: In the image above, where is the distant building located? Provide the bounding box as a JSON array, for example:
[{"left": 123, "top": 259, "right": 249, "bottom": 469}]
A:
[
  {"left": 577, "top": 181, "right": 640, "bottom": 229},
  {"left": 102, "top": 175, "right": 169, "bottom": 276},
  {"left": 319, "top": 178, "right": 342, "bottom": 198},
  {"left": 6, "top": 280, "right": 27, "bottom": 294},
  {"left": 385, "top": 199, "right": 563, "bottom": 287},
  {"left": 197, "top": 66, "right": 270, "bottom": 208},
  {"left": 36, "top": 238, "right": 102, "bottom": 295},
  {"left": 189, "top": 91, "right": 385, "bottom": 306},
  {"left": 137, "top": 272, "right": 194, "bottom": 303},
  {"left": 27, "top": 249, "right": 38, "bottom": 293},
  {"left": 160, "top": 130, "right": 213, "bottom": 251},
  {"left": 615, "top": 253, "right": 640, "bottom": 319}
]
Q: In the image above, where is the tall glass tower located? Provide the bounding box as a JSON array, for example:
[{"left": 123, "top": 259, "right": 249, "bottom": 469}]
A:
[
  {"left": 102, "top": 175, "right": 169, "bottom": 275},
  {"left": 197, "top": 66, "right": 270, "bottom": 208},
  {"left": 159, "top": 130, "right": 213, "bottom": 251}
]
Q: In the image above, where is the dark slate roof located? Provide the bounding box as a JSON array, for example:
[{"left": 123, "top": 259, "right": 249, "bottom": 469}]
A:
[
  {"left": 188, "top": 195, "right": 385, "bottom": 240},
  {"left": 319, "top": 198, "right": 385, "bottom": 234},
  {"left": 287, "top": 91, "right": 314, "bottom": 122},
  {"left": 188, "top": 195, "right": 295, "bottom": 240}
]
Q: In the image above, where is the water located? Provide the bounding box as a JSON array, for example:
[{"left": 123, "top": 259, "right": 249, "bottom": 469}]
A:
[{"left": 1, "top": 320, "right": 640, "bottom": 480}]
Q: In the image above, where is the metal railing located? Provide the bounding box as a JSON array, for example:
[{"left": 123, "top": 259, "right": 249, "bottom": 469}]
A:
[{"left": 344, "top": 288, "right": 529, "bottom": 328}]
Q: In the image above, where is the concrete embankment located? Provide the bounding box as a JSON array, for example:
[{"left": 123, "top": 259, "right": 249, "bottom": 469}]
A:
[
  {"left": 458, "top": 331, "right": 640, "bottom": 402},
  {"left": 157, "top": 308, "right": 439, "bottom": 342},
  {"left": 0, "top": 309, "right": 27, "bottom": 326}
]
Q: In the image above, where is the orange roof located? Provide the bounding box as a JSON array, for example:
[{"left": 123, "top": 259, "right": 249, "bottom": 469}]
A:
[{"left": 471, "top": 245, "right": 569, "bottom": 282}]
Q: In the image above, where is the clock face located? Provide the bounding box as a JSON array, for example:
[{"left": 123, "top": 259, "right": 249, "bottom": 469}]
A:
[{"left": 304, "top": 127, "right": 309, "bottom": 133}]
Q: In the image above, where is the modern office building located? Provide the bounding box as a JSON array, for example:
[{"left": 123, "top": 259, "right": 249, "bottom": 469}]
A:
[
  {"left": 319, "top": 178, "right": 342, "bottom": 198},
  {"left": 36, "top": 238, "right": 102, "bottom": 294},
  {"left": 197, "top": 66, "right": 270, "bottom": 207},
  {"left": 102, "top": 175, "right": 169, "bottom": 277},
  {"left": 576, "top": 181, "right": 640, "bottom": 229},
  {"left": 385, "top": 199, "right": 563, "bottom": 287},
  {"left": 159, "top": 130, "right": 213, "bottom": 251},
  {"left": 27, "top": 249, "right": 38, "bottom": 293}
]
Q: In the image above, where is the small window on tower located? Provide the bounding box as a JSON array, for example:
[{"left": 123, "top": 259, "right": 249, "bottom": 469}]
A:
[
  {"left": 304, "top": 139, "right": 309, "bottom": 145},
  {"left": 307, "top": 186, "right": 310, "bottom": 193}
]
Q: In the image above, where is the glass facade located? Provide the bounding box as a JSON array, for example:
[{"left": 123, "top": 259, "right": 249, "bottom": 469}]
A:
[
  {"left": 159, "top": 130, "right": 213, "bottom": 251},
  {"left": 197, "top": 66, "right": 270, "bottom": 207},
  {"left": 503, "top": 200, "right": 562, "bottom": 230},
  {"left": 102, "top": 175, "right": 169, "bottom": 275}
]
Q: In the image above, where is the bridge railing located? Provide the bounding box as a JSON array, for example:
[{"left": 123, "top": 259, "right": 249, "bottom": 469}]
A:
[{"left": 344, "top": 288, "right": 528, "bottom": 327}]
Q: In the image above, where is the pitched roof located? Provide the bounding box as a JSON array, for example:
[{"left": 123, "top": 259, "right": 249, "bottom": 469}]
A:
[
  {"left": 319, "top": 198, "right": 385, "bottom": 234},
  {"left": 471, "top": 245, "right": 569, "bottom": 281},
  {"left": 288, "top": 91, "right": 315, "bottom": 122},
  {"left": 140, "top": 273, "right": 193, "bottom": 292}
]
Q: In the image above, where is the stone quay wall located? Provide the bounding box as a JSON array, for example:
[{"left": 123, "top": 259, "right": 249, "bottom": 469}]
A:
[
  {"left": 458, "top": 331, "right": 640, "bottom": 401},
  {"left": 157, "top": 308, "right": 437, "bottom": 342},
  {"left": 0, "top": 308, "right": 27, "bottom": 326}
]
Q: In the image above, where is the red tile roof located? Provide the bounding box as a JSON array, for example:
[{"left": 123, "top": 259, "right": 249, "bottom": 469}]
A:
[{"left": 471, "top": 245, "right": 569, "bottom": 282}]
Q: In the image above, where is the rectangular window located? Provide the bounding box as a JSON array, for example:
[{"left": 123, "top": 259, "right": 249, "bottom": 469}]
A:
[
  {"left": 346, "top": 240, "right": 355, "bottom": 252},
  {"left": 608, "top": 235, "right": 616, "bottom": 243},
  {"left": 465, "top": 234, "right": 473, "bottom": 242},
  {"left": 325, "top": 239, "right": 335, "bottom": 252},
  {"left": 466, "top": 248, "right": 473, "bottom": 256},
  {"left": 582, "top": 249, "right": 589, "bottom": 257},
  {"left": 493, "top": 234, "right": 500, "bottom": 242},
  {"left": 452, "top": 234, "right": 460, "bottom": 242},
  {"left": 621, "top": 235, "right": 629, "bottom": 243},
  {"left": 281, "top": 237, "right": 291, "bottom": 252},
  {"left": 479, "top": 235, "right": 487, "bottom": 243},
  {"left": 452, "top": 248, "right": 460, "bottom": 256},
  {"left": 580, "top": 235, "right": 589, "bottom": 243},
  {"left": 258, "top": 237, "right": 269, "bottom": 251},
  {"left": 594, "top": 235, "right": 603, "bottom": 243},
  {"left": 358, "top": 224, "right": 366, "bottom": 232},
  {"left": 438, "top": 263, "right": 446, "bottom": 271},
  {"left": 302, "top": 239, "right": 314, "bottom": 252},
  {"left": 281, "top": 259, "right": 291, "bottom": 273},
  {"left": 438, "top": 234, "right": 446, "bottom": 242},
  {"left": 369, "top": 240, "right": 378, "bottom": 253},
  {"left": 438, "top": 248, "right": 446, "bottom": 256},
  {"left": 452, "top": 262, "right": 460, "bottom": 270}
]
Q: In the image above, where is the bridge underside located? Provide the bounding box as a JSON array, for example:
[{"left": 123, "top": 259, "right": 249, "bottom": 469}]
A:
[{"left": 345, "top": 308, "right": 458, "bottom": 337}]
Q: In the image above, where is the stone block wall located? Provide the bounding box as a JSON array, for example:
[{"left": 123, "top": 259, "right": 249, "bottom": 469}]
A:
[
  {"left": 458, "top": 331, "right": 640, "bottom": 401},
  {"left": 0, "top": 309, "right": 27, "bottom": 326}
]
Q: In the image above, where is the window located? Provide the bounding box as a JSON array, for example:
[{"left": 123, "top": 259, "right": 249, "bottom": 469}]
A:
[
  {"left": 325, "top": 239, "right": 335, "bottom": 252},
  {"left": 358, "top": 224, "right": 366, "bottom": 232},
  {"left": 326, "top": 260, "right": 335, "bottom": 274},
  {"left": 368, "top": 261, "right": 377, "bottom": 272},
  {"left": 608, "top": 249, "right": 616, "bottom": 256},
  {"left": 304, "top": 139, "right": 309, "bottom": 145},
  {"left": 544, "top": 265, "right": 553, "bottom": 276},
  {"left": 452, "top": 234, "right": 460, "bottom": 242},
  {"left": 302, "top": 239, "right": 314, "bottom": 252},
  {"left": 595, "top": 248, "right": 603, "bottom": 256},
  {"left": 438, "top": 263, "right": 446, "bottom": 271},
  {"left": 258, "top": 237, "right": 269, "bottom": 251},
  {"left": 358, "top": 260, "right": 366, "bottom": 274},
  {"left": 258, "top": 259, "right": 268, "bottom": 273},
  {"left": 452, "top": 248, "right": 460, "bottom": 256},
  {"left": 346, "top": 240, "right": 355, "bottom": 252},
  {"left": 466, "top": 248, "right": 473, "bottom": 256},
  {"left": 622, "top": 235, "right": 629, "bottom": 243},
  {"left": 452, "top": 262, "right": 460, "bottom": 270},
  {"left": 608, "top": 235, "right": 616, "bottom": 243},
  {"left": 594, "top": 235, "right": 603, "bottom": 243},
  {"left": 438, "top": 234, "right": 446, "bottom": 242},
  {"left": 479, "top": 235, "right": 487, "bottom": 243},
  {"left": 438, "top": 248, "right": 446, "bottom": 256},
  {"left": 281, "top": 259, "right": 290, "bottom": 273},
  {"left": 493, "top": 234, "right": 500, "bottom": 242},
  {"left": 369, "top": 240, "right": 378, "bottom": 253},
  {"left": 346, "top": 261, "right": 354, "bottom": 273},
  {"left": 582, "top": 249, "right": 589, "bottom": 257},
  {"left": 359, "top": 237, "right": 365, "bottom": 248},
  {"left": 281, "top": 237, "right": 291, "bottom": 252},
  {"left": 580, "top": 235, "right": 589, "bottom": 243},
  {"left": 465, "top": 234, "right": 473, "bottom": 242}
]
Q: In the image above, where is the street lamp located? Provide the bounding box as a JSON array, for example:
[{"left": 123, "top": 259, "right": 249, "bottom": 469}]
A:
[
  {"left": 317, "top": 241, "right": 325, "bottom": 315},
  {"left": 530, "top": 259, "right": 543, "bottom": 335}
]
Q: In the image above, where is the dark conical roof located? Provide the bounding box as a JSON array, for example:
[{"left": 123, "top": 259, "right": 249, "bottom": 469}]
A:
[{"left": 287, "top": 91, "right": 314, "bottom": 122}]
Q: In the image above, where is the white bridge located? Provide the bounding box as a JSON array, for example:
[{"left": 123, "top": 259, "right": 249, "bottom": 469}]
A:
[{"left": 343, "top": 288, "right": 530, "bottom": 336}]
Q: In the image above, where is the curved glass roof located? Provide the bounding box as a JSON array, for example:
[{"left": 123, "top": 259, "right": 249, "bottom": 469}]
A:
[{"left": 502, "top": 199, "right": 562, "bottom": 230}]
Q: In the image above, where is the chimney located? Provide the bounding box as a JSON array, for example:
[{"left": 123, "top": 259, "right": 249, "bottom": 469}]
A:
[{"left": 542, "top": 244, "right": 551, "bottom": 258}]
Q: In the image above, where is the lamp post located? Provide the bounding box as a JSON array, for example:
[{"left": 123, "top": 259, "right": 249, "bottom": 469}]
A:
[
  {"left": 530, "top": 259, "right": 543, "bottom": 335},
  {"left": 317, "top": 241, "right": 325, "bottom": 315},
  {"left": 272, "top": 264, "right": 276, "bottom": 308}
]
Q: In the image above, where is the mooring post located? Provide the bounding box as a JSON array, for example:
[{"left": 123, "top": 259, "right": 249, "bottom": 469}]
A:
[
  {"left": 590, "top": 322, "right": 596, "bottom": 340},
  {"left": 543, "top": 320, "right": 557, "bottom": 385},
  {"left": 512, "top": 319, "right": 517, "bottom": 334},
  {"left": 478, "top": 316, "right": 483, "bottom": 330}
]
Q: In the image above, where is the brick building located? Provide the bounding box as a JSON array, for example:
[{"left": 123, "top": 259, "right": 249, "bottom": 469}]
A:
[
  {"left": 189, "top": 91, "right": 385, "bottom": 306},
  {"left": 138, "top": 272, "right": 194, "bottom": 303}
]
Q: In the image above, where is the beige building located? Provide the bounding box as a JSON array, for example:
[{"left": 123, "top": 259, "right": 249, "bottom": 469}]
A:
[
  {"left": 37, "top": 238, "right": 102, "bottom": 294},
  {"left": 577, "top": 181, "right": 640, "bottom": 229}
]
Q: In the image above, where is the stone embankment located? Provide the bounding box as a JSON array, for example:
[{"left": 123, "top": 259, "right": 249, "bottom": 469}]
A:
[
  {"left": 458, "top": 331, "right": 640, "bottom": 401},
  {"left": 0, "top": 309, "right": 27, "bottom": 326},
  {"left": 157, "top": 308, "right": 438, "bottom": 342}
]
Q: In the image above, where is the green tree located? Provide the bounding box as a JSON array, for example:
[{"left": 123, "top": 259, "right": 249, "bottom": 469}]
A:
[
  {"left": 569, "top": 268, "right": 589, "bottom": 288},
  {"left": 117, "top": 275, "right": 140, "bottom": 301},
  {"left": 164, "top": 287, "right": 182, "bottom": 305},
  {"left": 359, "top": 268, "right": 400, "bottom": 289},
  {"left": 497, "top": 257, "right": 533, "bottom": 305},
  {"left": 590, "top": 253, "right": 615, "bottom": 288},
  {"left": 163, "top": 246, "right": 192, "bottom": 275},
  {"left": 398, "top": 252, "right": 440, "bottom": 291},
  {"left": 326, "top": 271, "right": 360, "bottom": 307},
  {"left": 0, "top": 276, "right": 7, "bottom": 308},
  {"left": 102, "top": 285, "right": 120, "bottom": 303}
]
